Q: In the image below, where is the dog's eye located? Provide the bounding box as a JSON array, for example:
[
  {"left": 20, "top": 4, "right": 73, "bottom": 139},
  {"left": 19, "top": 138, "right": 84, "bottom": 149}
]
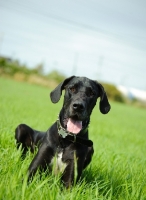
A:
[
  {"left": 70, "top": 87, "right": 76, "bottom": 93},
  {"left": 87, "top": 90, "right": 95, "bottom": 97},
  {"left": 90, "top": 91, "right": 94, "bottom": 96}
]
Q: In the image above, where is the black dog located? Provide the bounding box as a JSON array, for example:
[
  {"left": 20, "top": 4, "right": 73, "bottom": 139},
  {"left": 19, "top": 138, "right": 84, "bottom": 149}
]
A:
[{"left": 15, "top": 76, "right": 110, "bottom": 188}]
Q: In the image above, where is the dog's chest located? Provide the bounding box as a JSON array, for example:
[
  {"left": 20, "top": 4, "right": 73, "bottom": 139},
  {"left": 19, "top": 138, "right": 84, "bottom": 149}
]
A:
[{"left": 50, "top": 151, "right": 67, "bottom": 174}]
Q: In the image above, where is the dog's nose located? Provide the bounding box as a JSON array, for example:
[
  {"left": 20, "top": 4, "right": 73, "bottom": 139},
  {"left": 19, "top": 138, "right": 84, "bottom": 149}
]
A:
[{"left": 73, "top": 102, "right": 84, "bottom": 111}]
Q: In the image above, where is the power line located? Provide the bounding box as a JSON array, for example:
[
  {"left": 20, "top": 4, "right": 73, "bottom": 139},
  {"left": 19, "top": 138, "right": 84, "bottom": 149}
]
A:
[{"left": 1, "top": 1, "right": 146, "bottom": 51}]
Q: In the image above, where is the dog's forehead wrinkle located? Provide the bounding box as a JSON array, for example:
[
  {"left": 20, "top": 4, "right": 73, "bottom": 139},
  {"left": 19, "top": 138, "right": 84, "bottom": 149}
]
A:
[
  {"left": 68, "top": 76, "right": 91, "bottom": 85},
  {"left": 67, "top": 78, "right": 96, "bottom": 92}
]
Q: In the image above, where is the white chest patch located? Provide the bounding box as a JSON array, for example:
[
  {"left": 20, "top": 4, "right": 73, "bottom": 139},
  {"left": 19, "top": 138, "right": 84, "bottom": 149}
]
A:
[{"left": 50, "top": 152, "right": 67, "bottom": 175}]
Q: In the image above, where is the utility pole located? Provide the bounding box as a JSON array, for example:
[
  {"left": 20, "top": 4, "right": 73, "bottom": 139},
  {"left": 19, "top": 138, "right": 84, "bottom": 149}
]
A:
[
  {"left": 0, "top": 32, "right": 4, "bottom": 55},
  {"left": 97, "top": 55, "right": 104, "bottom": 81},
  {"left": 72, "top": 52, "right": 79, "bottom": 75}
]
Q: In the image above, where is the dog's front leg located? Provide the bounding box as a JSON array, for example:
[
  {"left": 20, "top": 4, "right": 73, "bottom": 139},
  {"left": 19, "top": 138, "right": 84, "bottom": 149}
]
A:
[
  {"left": 61, "top": 160, "right": 75, "bottom": 188},
  {"left": 83, "top": 146, "right": 94, "bottom": 169},
  {"left": 28, "top": 143, "right": 54, "bottom": 182}
]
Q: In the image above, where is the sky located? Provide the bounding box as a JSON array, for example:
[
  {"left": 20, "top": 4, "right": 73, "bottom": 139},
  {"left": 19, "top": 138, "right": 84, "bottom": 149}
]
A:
[{"left": 0, "top": 0, "right": 146, "bottom": 90}]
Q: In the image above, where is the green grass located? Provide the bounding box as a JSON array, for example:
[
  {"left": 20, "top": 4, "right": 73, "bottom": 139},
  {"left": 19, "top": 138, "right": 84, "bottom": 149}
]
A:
[{"left": 0, "top": 77, "right": 146, "bottom": 200}]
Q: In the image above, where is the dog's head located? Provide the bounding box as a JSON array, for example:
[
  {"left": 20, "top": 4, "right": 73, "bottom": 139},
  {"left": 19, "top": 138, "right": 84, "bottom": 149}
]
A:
[{"left": 50, "top": 76, "right": 111, "bottom": 134}]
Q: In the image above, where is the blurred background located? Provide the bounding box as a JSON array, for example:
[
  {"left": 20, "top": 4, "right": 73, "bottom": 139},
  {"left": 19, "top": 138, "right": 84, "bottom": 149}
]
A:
[{"left": 0, "top": 0, "right": 146, "bottom": 105}]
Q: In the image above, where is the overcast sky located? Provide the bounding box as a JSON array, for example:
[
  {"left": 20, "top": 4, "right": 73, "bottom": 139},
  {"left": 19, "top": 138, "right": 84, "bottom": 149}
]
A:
[{"left": 0, "top": 0, "right": 146, "bottom": 90}]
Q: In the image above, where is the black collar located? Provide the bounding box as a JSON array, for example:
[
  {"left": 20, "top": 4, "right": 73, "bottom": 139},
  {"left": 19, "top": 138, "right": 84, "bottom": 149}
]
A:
[{"left": 56, "top": 118, "right": 93, "bottom": 147}]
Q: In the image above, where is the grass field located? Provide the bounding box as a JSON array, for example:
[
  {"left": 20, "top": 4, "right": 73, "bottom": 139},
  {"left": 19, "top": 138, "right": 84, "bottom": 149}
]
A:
[{"left": 0, "top": 77, "right": 146, "bottom": 200}]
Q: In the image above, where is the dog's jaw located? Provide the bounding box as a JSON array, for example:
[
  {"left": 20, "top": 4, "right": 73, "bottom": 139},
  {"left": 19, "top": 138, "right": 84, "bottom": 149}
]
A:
[
  {"left": 62, "top": 117, "right": 82, "bottom": 134},
  {"left": 66, "top": 118, "right": 82, "bottom": 134},
  {"left": 61, "top": 116, "right": 89, "bottom": 136},
  {"left": 57, "top": 117, "right": 89, "bottom": 139}
]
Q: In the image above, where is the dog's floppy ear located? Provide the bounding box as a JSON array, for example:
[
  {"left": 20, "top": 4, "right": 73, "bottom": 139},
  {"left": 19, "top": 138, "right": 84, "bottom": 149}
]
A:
[
  {"left": 96, "top": 82, "right": 111, "bottom": 114},
  {"left": 50, "top": 76, "right": 75, "bottom": 103}
]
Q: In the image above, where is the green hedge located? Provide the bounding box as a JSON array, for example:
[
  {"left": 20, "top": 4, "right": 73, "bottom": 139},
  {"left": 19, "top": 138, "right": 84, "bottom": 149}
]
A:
[
  {"left": 0, "top": 57, "right": 125, "bottom": 103},
  {"left": 101, "top": 82, "right": 125, "bottom": 103}
]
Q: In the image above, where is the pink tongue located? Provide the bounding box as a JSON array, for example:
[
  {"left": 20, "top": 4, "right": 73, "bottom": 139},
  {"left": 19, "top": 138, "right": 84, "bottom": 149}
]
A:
[{"left": 67, "top": 118, "right": 82, "bottom": 134}]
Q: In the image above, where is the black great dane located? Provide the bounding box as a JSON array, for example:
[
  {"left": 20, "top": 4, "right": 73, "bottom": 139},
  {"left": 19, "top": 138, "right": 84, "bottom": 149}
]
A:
[{"left": 15, "top": 76, "right": 111, "bottom": 188}]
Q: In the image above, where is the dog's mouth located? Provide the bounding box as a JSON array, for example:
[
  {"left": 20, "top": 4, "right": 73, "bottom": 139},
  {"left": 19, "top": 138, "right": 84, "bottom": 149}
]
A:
[
  {"left": 66, "top": 118, "right": 82, "bottom": 134},
  {"left": 62, "top": 117, "right": 82, "bottom": 134}
]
